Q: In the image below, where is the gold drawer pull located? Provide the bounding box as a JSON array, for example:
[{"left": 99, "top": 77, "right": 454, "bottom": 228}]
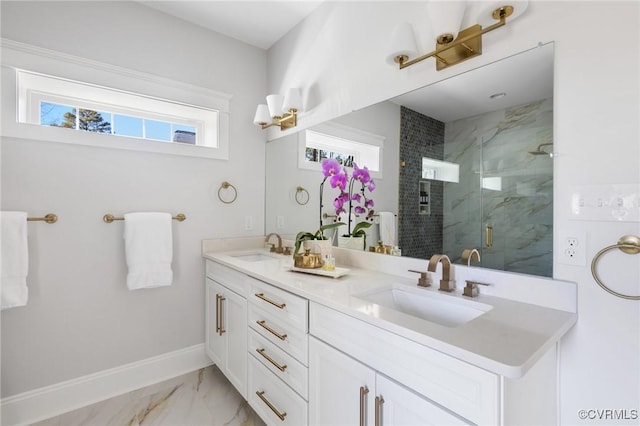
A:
[
  {"left": 359, "top": 386, "right": 369, "bottom": 426},
  {"left": 255, "top": 292, "right": 286, "bottom": 309},
  {"left": 256, "top": 390, "right": 287, "bottom": 421},
  {"left": 256, "top": 320, "right": 287, "bottom": 341},
  {"left": 216, "top": 294, "right": 226, "bottom": 335},
  {"left": 375, "top": 395, "right": 384, "bottom": 426},
  {"left": 256, "top": 348, "right": 287, "bottom": 372}
]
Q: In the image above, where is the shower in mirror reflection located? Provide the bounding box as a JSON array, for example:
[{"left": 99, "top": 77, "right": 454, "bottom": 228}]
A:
[{"left": 528, "top": 143, "right": 554, "bottom": 157}]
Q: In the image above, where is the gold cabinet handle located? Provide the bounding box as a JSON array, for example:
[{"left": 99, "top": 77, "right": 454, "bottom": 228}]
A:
[
  {"left": 256, "top": 390, "right": 287, "bottom": 421},
  {"left": 359, "top": 386, "right": 369, "bottom": 426},
  {"left": 255, "top": 292, "right": 286, "bottom": 309},
  {"left": 485, "top": 224, "right": 493, "bottom": 248},
  {"left": 256, "top": 348, "right": 287, "bottom": 372},
  {"left": 216, "top": 294, "right": 226, "bottom": 336},
  {"left": 256, "top": 320, "right": 287, "bottom": 341},
  {"left": 375, "top": 395, "right": 384, "bottom": 426}
]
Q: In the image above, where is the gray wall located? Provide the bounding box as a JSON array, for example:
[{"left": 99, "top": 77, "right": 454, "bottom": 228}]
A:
[{"left": 1, "top": 1, "right": 266, "bottom": 397}]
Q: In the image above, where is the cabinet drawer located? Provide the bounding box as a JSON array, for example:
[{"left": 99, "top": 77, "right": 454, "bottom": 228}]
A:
[
  {"left": 249, "top": 279, "right": 308, "bottom": 333},
  {"left": 310, "top": 302, "right": 499, "bottom": 425},
  {"left": 206, "top": 260, "right": 250, "bottom": 296},
  {"left": 249, "top": 304, "right": 309, "bottom": 365},
  {"left": 249, "top": 329, "right": 308, "bottom": 400},
  {"left": 248, "top": 356, "right": 308, "bottom": 426}
]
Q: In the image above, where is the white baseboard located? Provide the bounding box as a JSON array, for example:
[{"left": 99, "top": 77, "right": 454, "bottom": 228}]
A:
[{"left": 1, "top": 344, "right": 213, "bottom": 426}]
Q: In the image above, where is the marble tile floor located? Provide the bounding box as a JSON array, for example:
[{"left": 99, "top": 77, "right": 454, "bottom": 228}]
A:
[{"left": 33, "top": 366, "right": 266, "bottom": 426}]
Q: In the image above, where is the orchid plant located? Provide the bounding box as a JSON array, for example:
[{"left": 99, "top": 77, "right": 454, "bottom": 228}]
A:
[{"left": 321, "top": 158, "right": 375, "bottom": 242}]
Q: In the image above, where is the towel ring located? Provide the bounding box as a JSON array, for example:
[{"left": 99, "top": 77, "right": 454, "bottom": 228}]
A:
[
  {"left": 590, "top": 235, "right": 640, "bottom": 300},
  {"left": 218, "top": 181, "right": 237, "bottom": 204},
  {"left": 295, "top": 186, "right": 310, "bottom": 205}
]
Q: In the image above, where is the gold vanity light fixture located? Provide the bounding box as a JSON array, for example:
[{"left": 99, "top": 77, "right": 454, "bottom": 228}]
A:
[
  {"left": 253, "top": 88, "right": 302, "bottom": 131},
  {"left": 387, "top": 1, "right": 529, "bottom": 71}
]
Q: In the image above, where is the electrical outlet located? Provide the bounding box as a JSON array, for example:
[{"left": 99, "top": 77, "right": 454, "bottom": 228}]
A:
[
  {"left": 244, "top": 215, "right": 253, "bottom": 230},
  {"left": 559, "top": 232, "right": 586, "bottom": 266},
  {"left": 277, "top": 215, "right": 285, "bottom": 229}
]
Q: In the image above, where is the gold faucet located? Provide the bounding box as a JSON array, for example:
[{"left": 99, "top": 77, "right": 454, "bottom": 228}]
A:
[
  {"left": 461, "top": 248, "right": 480, "bottom": 266},
  {"left": 427, "top": 254, "right": 455, "bottom": 292},
  {"left": 265, "top": 233, "right": 283, "bottom": 254}
]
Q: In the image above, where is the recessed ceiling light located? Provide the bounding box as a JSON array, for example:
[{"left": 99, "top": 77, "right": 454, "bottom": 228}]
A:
[{"left": 489, "top": 92, "right": 507, "bottom": 100}]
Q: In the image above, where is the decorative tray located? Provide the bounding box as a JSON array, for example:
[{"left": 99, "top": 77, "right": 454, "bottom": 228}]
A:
[{"left": 288, "top": 266, "right": 350, "bottom": 278}]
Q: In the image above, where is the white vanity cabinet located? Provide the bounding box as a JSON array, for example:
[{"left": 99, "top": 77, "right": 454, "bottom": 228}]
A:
[
  {"left": 309, "top": 302, "right": 558, "bottom": 426},
  {"left": 205, "top": 261, "right": 249, "bottom": 399},
  {"left": 246, "top": 276, "right": 310, "bottom": 426},
  {"left": 310, "top": 336, "right": 467, "bottom": 425}
]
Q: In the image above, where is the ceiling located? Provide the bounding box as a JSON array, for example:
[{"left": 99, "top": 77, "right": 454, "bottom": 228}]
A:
[
  {"left": 391, "top": 43, "right": 554, "bottom": 123},
  {"left": 137, "top": 1, "right": 324, "bottom": 49},
  {"left": 135, "top": 1, "right": 550, "bottom": 122}
]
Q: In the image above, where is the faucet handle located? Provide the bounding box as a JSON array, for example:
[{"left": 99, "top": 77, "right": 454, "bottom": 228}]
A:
[
  {"left": 268, "top": 243, "right": 276, "bottom": 252},
  {"left": 463, "top": 280, "right": 490, "bottom": 297},
  {"left": 283, "top": 246, "right": 292, "bottom": 256},
  {"left": 408, "top": 270, "right": 430, "bottom": 287}
]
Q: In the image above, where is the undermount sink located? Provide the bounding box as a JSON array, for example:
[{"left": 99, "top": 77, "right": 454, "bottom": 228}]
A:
[
  {"left": 354, "top": 284, "right": 492, "bottom": 328},
  {"left": 231, "top": 253, "right": 279, "bottom": 262}
]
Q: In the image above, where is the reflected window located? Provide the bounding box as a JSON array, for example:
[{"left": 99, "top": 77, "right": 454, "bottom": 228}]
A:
[{"left": 299, "top": 122, "right": 384, "bottom": 178}]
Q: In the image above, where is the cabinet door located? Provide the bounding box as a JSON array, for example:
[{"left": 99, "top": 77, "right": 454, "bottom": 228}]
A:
[
  {"left": 205, "top": 279, "right": 225, "bottom": 366},
  {"left": 223, "top": 285, "right": 247, "bottom": 399},
  {"left": 205, "top": 278, "right": 247, "bottom": 399},
  {"left": 376, "top": 375, "right": 469, "bottom": 426},
  {"left": 309, "top": 337, "right": 375, "bottom": 426}
]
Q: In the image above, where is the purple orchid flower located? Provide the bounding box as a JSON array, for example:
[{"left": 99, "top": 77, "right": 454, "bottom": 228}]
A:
[{"left": 321, "top": 158, "right": 341, "bottom": 177}]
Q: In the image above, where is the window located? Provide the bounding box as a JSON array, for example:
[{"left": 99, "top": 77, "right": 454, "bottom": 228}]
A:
[
  {"left": 298, "top": 122, "right": 384, "bottom": 178},
  {"left": 1, "top": 40, "right": 231, "bottom": 159},
  {"left": 19, "top": 70, "right": 217, "bottom": 148}
]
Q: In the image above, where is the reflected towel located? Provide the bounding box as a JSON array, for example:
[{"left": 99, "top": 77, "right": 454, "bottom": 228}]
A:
[
  {"left": 1, "top": 211, "right": 29, "bottom": 309},
  {"left": 124, "top": 212, "right": 173, "bottom": 290},
  {"left": 379, "top": 212, "right": 396, "bottom": 247}
]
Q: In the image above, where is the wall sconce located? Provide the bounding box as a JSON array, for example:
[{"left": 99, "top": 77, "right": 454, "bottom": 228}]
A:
[
  {"left": 388, "top": 1, "right": 528, "bottom": 71},
  {"left": 253, "top": 88, "right": 302, "bottom": 131}
]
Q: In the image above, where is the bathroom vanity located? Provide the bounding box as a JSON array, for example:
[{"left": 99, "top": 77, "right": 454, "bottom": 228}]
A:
[{"left": 203, "top": 238, "right": 577, "bottom": 426}]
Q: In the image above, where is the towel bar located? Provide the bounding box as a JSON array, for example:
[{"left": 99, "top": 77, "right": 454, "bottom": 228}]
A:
[
  {"left": 590, "top": 235, "right": 640, "bottom": 300},
  {"left": 103, "top": 213, "right": 186, "bottom": 223},
  {"left": 27, "top": 213, "right": 58, "bottom": 224}
]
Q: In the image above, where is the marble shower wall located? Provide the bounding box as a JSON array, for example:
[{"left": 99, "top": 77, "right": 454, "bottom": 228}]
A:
[
  {"left": 443, "top": 98, "right": 553, "bottom": 277},
  {"left": 399, "top": 106, "right": 445, "bottom": 259}
]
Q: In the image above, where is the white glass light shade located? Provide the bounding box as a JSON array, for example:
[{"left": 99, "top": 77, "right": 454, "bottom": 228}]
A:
[
  {"left": 282, "top": 88, "right": 302, "bottom": 112},
  {"left": 266, "top": 94, "right": 285, "bottom": 118},
  {"left": 427, "top": 1, "right": 467, "bottom": 43},
  {"left": 386, "top": 22, "right": 418, "bottom": 64},
  {"left": 253, "top": 104, "right": 271, "bottom": 125}
]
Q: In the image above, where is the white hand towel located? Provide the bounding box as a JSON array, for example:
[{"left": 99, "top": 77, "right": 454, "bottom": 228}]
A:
[
  {"left": 1, "top": 211, "right": 29, "bottom": 309},
  {"left": 124, "top": 212, "right": 173, "bottom": 290},
  {"left": 379, "top": 212, "right": 396, "bottom": 247}
]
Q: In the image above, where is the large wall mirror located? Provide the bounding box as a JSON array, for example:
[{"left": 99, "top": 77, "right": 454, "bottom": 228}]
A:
[{"left": 266, "top": 42, "right": 554, "bottom": 277}]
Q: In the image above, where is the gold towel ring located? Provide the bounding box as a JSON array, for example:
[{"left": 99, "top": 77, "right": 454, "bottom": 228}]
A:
[
  {"left": 218, "top": 181, "right": 237, "bottom": 204},
  {"left": 590, "top": 235, "right": 640, "bottom": 300},
  {"left": 295, "top": 186, "right": 310, "bottom": 205}
]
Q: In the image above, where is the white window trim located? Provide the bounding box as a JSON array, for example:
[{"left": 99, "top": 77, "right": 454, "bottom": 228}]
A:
[
  {"left": 1, "top": 38, "right": 232, "bottom": 160},
  {"left": 297, "top": 121, "right": 384, "bottom": 179}
]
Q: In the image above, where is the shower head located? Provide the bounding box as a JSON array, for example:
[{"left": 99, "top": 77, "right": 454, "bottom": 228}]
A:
[{"left": 528, "top": 143, "right": 553, "bottom": 157}]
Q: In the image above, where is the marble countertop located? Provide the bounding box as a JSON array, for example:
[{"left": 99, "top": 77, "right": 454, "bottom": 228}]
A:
[{"left": 203, "top": 248, "right": 577, "bottom": 379}]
